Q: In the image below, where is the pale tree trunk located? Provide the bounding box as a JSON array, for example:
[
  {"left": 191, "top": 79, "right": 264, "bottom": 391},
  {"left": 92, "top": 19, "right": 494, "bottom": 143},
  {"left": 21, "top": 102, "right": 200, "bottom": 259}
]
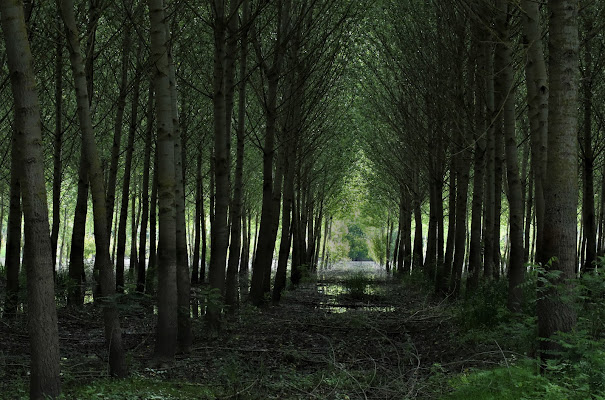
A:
[
  {"left": 1, "top": 2, "right": 62, "bottom": 396},
  {"left": 538, "top": 0, "right": 579, "bottom": 362},
  {"left": 137, "top": 80, "right": 154, "bottom": 293},
  {"left": 495, "top": 0, "right": 524, "bottom": 311},
  {"left": 521, "top": 0, "right": 548, "bottom": 266},
  {"left": 147, "top": 0, "right": 178, "bottom": 361},
  {"left": 169, "top": 57, "right": 192, "bottom": 352},
  {"left": 59, "top": 0, "right": 127, "bottom": 377}
]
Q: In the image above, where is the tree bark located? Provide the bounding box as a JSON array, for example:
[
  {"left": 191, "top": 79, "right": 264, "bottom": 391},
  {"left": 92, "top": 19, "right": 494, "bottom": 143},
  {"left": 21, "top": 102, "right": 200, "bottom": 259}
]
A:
[
  {"left": 538, "top": 0, "right": 579, "bottom": 363},
  {"left": 495, "top": 0, "right": 524, "bottom": 311},
  {"left": 208, "top": 0, "right": 230, "bottom": 324},
  {"left": 115, "top": 38, "right": 140, "bottom": 292},
  {"left": 147, "top": 0, "right": 178, "bottom": 361},
  {"left": 106, "top": 7, "right": 132, "bottom": 233},
  {"left": 521, "top": 0, "right": 548, "bottom": 267},
  {"left": 4, "top": 133, "right": 21, "bottom": 318},
  {"left": 226, "top": 0, "right": 250, "bottom": 308},
  {"left": 51, "top": 13, "right": 63, "bottom": 271},
  {"left": 1, "top": 3, "right": 62, "bottom": 396},
  {"left": 137, "top": 80, "right": 154, "bottom": 293},
  {"left": 169, "top": 56, "right": 192, "bottom": 352}
]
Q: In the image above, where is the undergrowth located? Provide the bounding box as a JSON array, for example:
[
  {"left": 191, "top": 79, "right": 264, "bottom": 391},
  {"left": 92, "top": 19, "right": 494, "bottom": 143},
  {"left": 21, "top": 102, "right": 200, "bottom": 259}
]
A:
[{"left": 440, "top": 262, "right": 605, "bottom": 399}]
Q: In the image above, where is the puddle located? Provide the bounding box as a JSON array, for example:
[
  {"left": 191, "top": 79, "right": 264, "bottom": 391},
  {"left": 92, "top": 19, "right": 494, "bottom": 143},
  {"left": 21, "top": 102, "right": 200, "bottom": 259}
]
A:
[{"left": 318, "top": 304, "right": 396, "bottom": 313}]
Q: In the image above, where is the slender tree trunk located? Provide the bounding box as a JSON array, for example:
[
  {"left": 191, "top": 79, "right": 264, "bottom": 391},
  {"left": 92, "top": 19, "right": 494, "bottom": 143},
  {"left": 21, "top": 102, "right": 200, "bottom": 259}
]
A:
[
  {"left": 51, "top": 13, "right": 64, "bottom": 271},
  {"left": 200, "top": 172, "right": 207, "bottom": 282},
  {"left": 521, "top": 0, "right": 548, "bottom": 267},
  {"left": 68, "top": 156, "right": 88, "bottom": 306},
  {"left": 538, "top": 0, "right": 579, "bottom": 363},
  {"left": 115, "top": 40, "right": 140, "bottom": 292},
  {"left": 147, "top": 152, "right": 158, "bottom": 294},
  {"left": 192, "top": 152, "right": 202, "bottom": 285},
  {"left": 412, "top": 199, "right": 423, "bottom": 270},
  {"left": 240, "top": 208, "right": 250, "bottom": 274},
  {"left": 226, "top": 0, "right": 249, "bottom": 308},
  {"left": 106, "top": 9, "right": 132, "bottom": 233},
  {"left": 169, "top": 57, "right": 192, "bottom": 351},
  {"left": 208, "top": 0, "right": 230, "bottom": 325},
  {"left": 443, "top": 163, "right": 456, "bottom": 283},
  {"left": 495, "top": 0, "right": 524, "bottom": 311},
  {"left": 137, "top": 81, "right": 154, "bottom": 293},
  {"left": 273, "top": 148, "right": 295, "bottom": 303},
  {"left": 4, "top": 133, "right": 21, "bottom": 318},
  {"left": 581, "top": 23, "right": 596, "bottom": 272},
  {"left": 147, "top": 0, "right": 178, "bottom": 362},
  {"left": 425, "top": 181, "right": 436, "bottom": 281}
]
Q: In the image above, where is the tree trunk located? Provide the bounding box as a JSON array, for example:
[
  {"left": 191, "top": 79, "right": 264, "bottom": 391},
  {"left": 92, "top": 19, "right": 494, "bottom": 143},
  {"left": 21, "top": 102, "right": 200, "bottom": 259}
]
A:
[
  {"left": 226, "top": 0, "right": 250, "bottom": 308},
  {"left": 192, "top": 152, "right": 202, "bottom": 285},
  {"left": 68, "top": 155, "right": 88, "bottom": 306},
  {"left": 208, "top": 0, "right": 229, "bottom": 324},
  {"left": 581, "top": 19, "right": 596, "bottom": 272},
  {"left": 1, "top": 4, "right": 62, "bottom": 396},
  {"left": 521, "top": 0, "right": 548, "bottom": 267},
  {"left": 413, "top": 199, "right": 423, "bottom": 270},
  {"left": 106, "top": 9, "right": 132, "bottom": 233},
  {"left": 147, "top": 152, "right": 158, "bottom": 294},
  {"left": 495, "top": 0, "right": 524, "bottom": 311},
  {"left": 538, "top": 0, "right": 579, "bottom": 363},
  {"left": 137, "top": 80, "right": 154, "bottom": 293},
  {"left": 4, "top": 133, "right": 21, "bottom": 318},
  {"left": 51, "top": 13, "right": 63, "bottom": 271},
  {"left": 273, "top": 149, "right": 295, "bottom": 303},
  {"left": 147, "top": 0, "right": 178, "bottom": 362},
  {"left": 169, "top": 57, "right": 192, "bottom": 352},
  {"left": 115, "top": 39, "right": 140, "bottom": 292}
]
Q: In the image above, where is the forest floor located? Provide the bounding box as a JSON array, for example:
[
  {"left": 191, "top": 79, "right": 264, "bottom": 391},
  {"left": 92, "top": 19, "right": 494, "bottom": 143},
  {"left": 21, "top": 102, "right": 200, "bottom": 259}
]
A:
[{"left": 0, "top": 263, "right": 518, "bottom": 399}]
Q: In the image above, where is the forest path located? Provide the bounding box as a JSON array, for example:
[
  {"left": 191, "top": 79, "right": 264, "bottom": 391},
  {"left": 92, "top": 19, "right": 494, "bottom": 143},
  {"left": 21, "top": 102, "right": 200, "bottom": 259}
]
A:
[
  {"left": 172, "top": 263, "right": 505, "bottom": 399},
  {"left": 1, "top": 264, "right": 505, "bottom": 399}
]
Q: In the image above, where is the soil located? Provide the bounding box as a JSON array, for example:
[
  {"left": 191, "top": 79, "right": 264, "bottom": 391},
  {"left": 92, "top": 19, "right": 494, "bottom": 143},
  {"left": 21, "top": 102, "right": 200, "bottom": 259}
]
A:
[{"left": 0, "top": 262, "right": 508, "bottom": 399}]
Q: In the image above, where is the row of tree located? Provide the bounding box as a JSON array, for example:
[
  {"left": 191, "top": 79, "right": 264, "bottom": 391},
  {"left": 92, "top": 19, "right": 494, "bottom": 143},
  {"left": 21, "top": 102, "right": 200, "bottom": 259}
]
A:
[
  {"left": 362, "top": 0, "right": 585, "bottom": 368},
  {"left": 0, "top": 0, "right": 364, "bottom": 398}
]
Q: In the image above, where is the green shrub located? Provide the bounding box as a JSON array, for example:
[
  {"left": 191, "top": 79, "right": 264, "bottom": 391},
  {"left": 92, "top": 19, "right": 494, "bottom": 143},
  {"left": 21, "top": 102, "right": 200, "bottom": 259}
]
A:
[
  {"left": 444, "top": 360, "right": 570, "bottom": 400},
  {"left": 343, "top": 272, "right": 370, "bottom": 299}
]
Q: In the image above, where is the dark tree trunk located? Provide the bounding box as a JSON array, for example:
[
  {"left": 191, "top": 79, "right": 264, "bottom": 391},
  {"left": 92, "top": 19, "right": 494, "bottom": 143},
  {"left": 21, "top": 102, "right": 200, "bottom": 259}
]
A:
[{"left": 137, "top": 80, "right": 154, "bottom": 293}]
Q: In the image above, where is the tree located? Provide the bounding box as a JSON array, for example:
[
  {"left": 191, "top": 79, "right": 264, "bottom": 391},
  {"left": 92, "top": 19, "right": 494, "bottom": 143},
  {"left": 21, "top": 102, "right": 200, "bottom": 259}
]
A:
[
  {"left": 147, "top": 0, "right": 178, "bottom": 361},
  {"left": 538, "top": 0, "right": 579, "bottom": 362},
  {"left": 1, "top": 1, "right": 62, "bottom": 396}
]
